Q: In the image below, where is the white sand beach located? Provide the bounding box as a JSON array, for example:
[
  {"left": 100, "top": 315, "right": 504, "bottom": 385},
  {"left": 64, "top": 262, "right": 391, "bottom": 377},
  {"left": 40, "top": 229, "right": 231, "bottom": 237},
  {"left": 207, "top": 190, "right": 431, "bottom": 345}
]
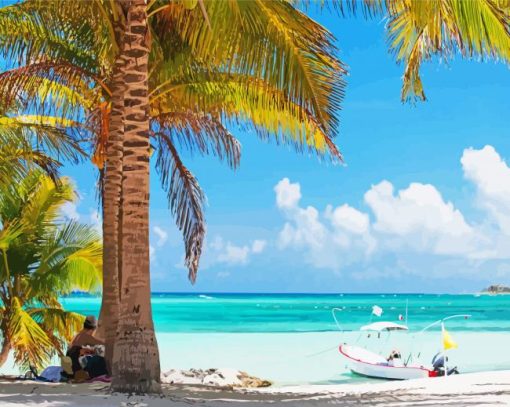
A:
[{"left": 0, "top": 370, "right": 509, "bottom": 406}]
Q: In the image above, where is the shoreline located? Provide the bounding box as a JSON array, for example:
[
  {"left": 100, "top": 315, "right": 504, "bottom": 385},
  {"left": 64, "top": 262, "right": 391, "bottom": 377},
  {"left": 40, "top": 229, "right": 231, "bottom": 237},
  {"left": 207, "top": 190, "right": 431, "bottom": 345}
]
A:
[
  {"left": 0, "top": 370, "right": 509, "bottom": 406},
  {"left": 3, "top": 330, "right": 510, "bottom": 385}
]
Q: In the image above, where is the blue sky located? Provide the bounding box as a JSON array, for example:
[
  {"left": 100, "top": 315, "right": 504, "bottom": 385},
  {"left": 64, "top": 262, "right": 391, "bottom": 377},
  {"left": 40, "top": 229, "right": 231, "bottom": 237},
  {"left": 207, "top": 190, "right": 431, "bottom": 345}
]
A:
[{"left": 61, "top": 11, "right": 510, "bottom": 293}]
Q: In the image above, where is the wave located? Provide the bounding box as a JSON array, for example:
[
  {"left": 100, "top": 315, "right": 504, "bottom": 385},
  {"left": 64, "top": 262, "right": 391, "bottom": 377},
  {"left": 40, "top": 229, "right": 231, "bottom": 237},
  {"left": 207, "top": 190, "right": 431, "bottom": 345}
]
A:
[{"left": 199, "top": 294, "right": 214, "bottom": 300}]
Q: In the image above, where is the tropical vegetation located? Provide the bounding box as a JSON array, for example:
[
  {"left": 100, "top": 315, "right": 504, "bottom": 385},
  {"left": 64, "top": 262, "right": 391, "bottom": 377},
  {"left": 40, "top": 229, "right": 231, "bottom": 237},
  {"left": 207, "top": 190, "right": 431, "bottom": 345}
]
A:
[
  {"left": 0, "top": 170, "right": 102, "bottom": 370},
  {"left": 0, "top": 0, "right": 343, "bottom": 392}
]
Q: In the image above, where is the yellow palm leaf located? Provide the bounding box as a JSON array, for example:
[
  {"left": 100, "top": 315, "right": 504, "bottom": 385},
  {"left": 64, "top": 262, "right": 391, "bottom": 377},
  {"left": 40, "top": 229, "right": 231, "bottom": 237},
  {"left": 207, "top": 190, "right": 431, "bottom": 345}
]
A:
[
  {"left": 8, "top": 297, "right": 54, "bottom": 369},
  {"left": 387, "top": 0, "right": 510, "bottom": 102}
]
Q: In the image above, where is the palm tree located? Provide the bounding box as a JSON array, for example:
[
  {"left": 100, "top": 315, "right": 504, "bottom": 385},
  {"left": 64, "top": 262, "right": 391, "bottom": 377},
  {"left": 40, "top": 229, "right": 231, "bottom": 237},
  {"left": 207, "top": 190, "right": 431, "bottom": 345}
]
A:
[
  {"left": 0, "top": 170, "right": 102, "bottom": 369},
  {"left": 0, "top": 0, "right": 344, "bottom": 391}
]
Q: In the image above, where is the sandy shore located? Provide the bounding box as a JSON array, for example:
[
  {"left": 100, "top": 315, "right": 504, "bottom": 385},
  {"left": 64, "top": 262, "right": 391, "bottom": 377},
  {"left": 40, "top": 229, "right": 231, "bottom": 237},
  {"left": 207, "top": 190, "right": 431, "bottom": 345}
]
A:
[{"left": 0, "top": 370, "right": 509, "bottom": 406}]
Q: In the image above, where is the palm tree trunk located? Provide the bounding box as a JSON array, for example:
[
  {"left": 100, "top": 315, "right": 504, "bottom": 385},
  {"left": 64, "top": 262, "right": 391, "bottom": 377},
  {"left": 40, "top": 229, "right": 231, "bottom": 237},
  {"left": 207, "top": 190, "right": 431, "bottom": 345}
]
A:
[
  {"left": 0, "top": 338, "right": 10, "bottom": 368},
  {"left": 111, "top": 0, "right": 161, "bottom": 394},
  {"left": 97, "top": 42, "right": 126, "bottom": 373}
]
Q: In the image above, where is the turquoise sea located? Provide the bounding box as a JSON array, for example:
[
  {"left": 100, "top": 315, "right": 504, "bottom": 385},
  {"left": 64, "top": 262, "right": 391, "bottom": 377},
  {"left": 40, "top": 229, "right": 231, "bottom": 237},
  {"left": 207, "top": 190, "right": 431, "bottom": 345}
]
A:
[
  {"left": 61, "top": 292, "right": 510, "bottom": 333},
  {"left": 3, "top": 293, "right": 510, "bottom": 384}
]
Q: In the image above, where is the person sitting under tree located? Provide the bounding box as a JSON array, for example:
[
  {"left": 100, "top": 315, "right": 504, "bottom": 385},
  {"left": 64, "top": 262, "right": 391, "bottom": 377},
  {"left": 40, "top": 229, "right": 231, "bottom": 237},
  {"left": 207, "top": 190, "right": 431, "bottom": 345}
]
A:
[{"left": 66, "top": 316, "right": 108, "bottom": 380}]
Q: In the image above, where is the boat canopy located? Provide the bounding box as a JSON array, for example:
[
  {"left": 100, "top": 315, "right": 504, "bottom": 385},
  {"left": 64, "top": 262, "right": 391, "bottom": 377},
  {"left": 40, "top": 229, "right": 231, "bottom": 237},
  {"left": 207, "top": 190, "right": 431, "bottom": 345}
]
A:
[{"left": 360, "top": 321, "right": 409, "bottom": 332}]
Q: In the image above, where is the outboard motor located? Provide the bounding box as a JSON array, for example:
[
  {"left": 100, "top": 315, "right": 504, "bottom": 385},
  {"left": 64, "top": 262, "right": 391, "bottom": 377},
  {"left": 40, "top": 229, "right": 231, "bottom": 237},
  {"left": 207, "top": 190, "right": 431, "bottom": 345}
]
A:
[{"left": 432, "top": 353, "right": 459, "bottom": 376}]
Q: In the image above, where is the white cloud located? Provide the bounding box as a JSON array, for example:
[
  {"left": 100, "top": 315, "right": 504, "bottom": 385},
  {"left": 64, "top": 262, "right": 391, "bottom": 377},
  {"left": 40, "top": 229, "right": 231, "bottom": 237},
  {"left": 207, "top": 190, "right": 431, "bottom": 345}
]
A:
[
  {"left": 150, "top": 245, "right": 156, "bottom": 261},
  {"left": 153, "top": 226, "right": 168, "bottom": 247},
  {"left": 89, "top": 209, "right": 102, "bottom": 233},
  {"left": 205, "top": 236, "right": 267, "bottom": 267},
  {"left": 209, "top": 236, "right": 224, "bottom": 251},
  {"left": 61, "top": 202, "right": 80, "bottom": 220},
  {"left": 462, "top": 145, "right": 510, "bottom": 234},
  {"left": 274, "top": 145, "right": 510, "bottom": 277},
  {"left": 326, "top": 204, "right": 370, "bottom": 235},
  {"left": 217, "top": 243, "right": 250, "bottom": 265},
  {"left": 60, "top": 178, "right": 82, "bottom": 221},
  {"left": 251, "top": 239, "right": 267, "bottom": 254},
  {"left": 365, "top": 181, "right": 477, "bottom": 255},
  {"left": 366, "top": 181, "right": 471, "bottom": 237},
  {"left": 276, "top": 179, "right": 374, "bottom": 270},
  {"left": 275, "top": 178, "right": 301, "bottom": 209}
]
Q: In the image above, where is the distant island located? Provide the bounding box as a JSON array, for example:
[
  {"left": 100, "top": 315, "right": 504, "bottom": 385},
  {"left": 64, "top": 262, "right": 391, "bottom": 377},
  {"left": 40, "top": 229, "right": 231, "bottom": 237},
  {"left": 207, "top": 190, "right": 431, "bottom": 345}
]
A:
[{"left": 483, "top": 285, "right": 510, "bottom": 294}]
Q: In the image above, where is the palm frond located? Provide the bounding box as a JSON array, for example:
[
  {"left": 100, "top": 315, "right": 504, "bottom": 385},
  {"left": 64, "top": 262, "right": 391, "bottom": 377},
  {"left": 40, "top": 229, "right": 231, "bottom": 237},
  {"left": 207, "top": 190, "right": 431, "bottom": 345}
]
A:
[
  {"left": 153, "top": 0, "right": 345, "bottom": 137},
  {"left": 0, "top": 114, "right": 85, "bottom": 165},
  {"left": 297, "top": 0, "right": 385, "bottom": 19},
  {"left": 387, "top": 0, "right": 510, "bottom": 102},
  {"left": 63, "top": 240, "right": 103, "bottom": 294},
  {"left": 13, "top": 174, "right": 75, "bottom": 240},
  {"left": 29, "top": 307, "right": 85, "bottom": 343},
  {"left": 0, "top": 143, "right": 61, "bottom": 188},
  {"left": 155, "top": 136, "right": 205, "bottom": 283},
  {"left": 8, "top": 297, "right": 53, "bottom": 369},
  {"left": 0, "top": 62, "right": 107, "bottom": 112},
  {"left": 0, "top": 219, "right": 25, "bottom": 253},
  {"left": 152, "top": 73, "right": 342, "bottom": 161},
  {"left": 30, "top": 221, "right": 102, "bottom": 295},
  {"left": 153, "top": 112, "right": 241, "bottom": 169},
  {"left": 0, "top": 0, "right": 116, "bottom": 72},
  {"left": 0, "top": 3, "right": 99, "bottom": 71},
  {"left": 447, "top": 0, "right": 510, "bottom": 59}
]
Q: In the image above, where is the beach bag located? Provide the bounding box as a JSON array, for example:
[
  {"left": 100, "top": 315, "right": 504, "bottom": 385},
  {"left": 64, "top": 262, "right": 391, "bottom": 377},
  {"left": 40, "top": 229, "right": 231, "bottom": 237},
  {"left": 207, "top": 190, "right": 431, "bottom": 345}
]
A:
[
  {"left": 84, "top": 355, "right": 108, "bottom": 378},
  {"left": 61, "top": 356, "right": 73, "bottom": 376},
  {"left": 73, "top": 369, "right": 90, "bottom": 383}
]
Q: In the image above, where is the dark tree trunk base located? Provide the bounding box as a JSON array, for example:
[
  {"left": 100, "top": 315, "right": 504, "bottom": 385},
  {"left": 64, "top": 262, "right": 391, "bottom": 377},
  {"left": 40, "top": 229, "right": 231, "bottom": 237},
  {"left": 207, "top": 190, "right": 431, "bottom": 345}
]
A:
[{"left": 111, "top": 328, "right": 161, "bottom": 394}]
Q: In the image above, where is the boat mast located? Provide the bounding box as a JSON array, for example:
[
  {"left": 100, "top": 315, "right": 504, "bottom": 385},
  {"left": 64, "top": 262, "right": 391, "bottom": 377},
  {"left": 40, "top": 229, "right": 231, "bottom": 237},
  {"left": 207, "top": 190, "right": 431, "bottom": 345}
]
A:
[{"left": 441, "top": 322, "right": 448, "bottom": 377}]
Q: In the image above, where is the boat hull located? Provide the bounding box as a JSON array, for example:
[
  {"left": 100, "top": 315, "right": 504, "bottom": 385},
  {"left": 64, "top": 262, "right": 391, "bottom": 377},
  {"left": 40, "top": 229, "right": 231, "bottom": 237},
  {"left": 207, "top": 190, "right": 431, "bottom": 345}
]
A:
[{"left": 339, "top": 345, "right": 434, "bottom": 380}]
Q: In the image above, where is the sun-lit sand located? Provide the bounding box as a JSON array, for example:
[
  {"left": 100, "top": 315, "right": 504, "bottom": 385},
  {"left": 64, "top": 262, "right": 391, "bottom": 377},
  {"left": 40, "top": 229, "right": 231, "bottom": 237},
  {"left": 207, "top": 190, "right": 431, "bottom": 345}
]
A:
[{"left": 0, "top": 370, "right": 508, "bottom": 406}]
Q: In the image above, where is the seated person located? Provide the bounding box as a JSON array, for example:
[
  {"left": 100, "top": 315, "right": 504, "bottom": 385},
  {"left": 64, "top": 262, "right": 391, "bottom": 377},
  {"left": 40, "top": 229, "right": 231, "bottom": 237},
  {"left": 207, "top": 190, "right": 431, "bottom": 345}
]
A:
[
  {"left": 431, "top": 353, "right": 458, "bottom": 376},
  {"left": 66, "top": 316, "right": 108, "bottom": 379},
  {"left": 70, "top": 315, "right": 104, "bottom": 348},
  {"left": 387, "top": 349, "right": 403, "bottom": 366}
]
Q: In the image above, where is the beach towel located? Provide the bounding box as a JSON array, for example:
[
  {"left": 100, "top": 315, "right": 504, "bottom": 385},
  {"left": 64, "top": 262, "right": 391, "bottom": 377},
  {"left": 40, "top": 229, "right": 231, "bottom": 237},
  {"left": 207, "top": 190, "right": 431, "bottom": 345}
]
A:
[
  {"left": 39, "top": 366, "right": 63, "bottom": 382},
  {"left": 88, "top": 374, "right": 111, "bottom": 383}
]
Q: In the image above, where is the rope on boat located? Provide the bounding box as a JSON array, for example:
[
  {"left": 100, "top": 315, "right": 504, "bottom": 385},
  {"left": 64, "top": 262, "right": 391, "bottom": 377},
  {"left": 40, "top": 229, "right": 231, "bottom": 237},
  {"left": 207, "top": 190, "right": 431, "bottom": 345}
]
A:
[
  {"left": 303, "top": 310, "right": 347, "bottom": 358},
  {"left": 305, "top": 345, "right": 339, "bottom": 358}
]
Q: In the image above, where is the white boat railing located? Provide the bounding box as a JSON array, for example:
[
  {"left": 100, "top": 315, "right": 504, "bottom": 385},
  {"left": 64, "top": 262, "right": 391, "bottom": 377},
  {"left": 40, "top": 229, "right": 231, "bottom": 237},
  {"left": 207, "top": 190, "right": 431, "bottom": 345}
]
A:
[
  {"left": 331, "top": 307, "right": 343, "bottom": 332},
  {"left": 407, "top": 314, "right": 472, "bottom": 367},
  {"left": 418, "top": 314, "right": 472, "bottom": 334}
]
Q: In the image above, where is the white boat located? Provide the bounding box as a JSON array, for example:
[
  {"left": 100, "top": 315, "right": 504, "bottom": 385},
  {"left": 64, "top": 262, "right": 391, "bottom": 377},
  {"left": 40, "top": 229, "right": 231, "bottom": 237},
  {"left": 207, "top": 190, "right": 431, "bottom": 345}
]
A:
[
  {"left": 339, "top": 344, "right": 435, "bottom": 380},
  {"left": 333, "top": 307, "right": 471, "bottom": 381}
]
